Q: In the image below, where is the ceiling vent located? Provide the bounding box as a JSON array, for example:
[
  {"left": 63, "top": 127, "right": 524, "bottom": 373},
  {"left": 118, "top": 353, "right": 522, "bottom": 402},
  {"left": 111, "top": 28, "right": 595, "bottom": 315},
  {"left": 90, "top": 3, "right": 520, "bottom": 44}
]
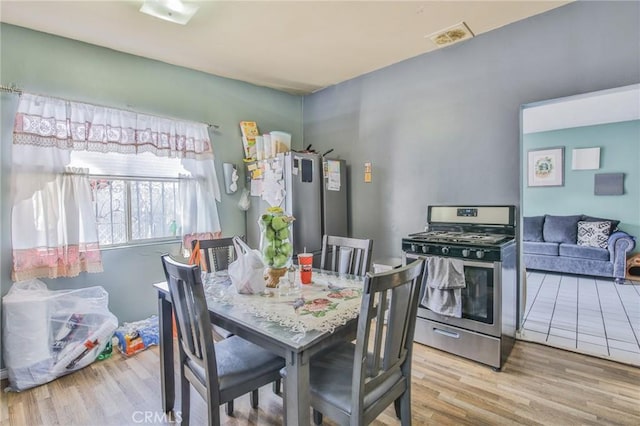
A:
[{"left": 427, "top": 22, "right": 474, "bottom": 47}]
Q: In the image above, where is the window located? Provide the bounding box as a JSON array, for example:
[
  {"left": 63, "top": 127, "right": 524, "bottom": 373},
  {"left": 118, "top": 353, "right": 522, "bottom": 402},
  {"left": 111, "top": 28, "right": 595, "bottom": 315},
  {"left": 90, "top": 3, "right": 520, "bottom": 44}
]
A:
[
  {"left": 91, "top": 177, "right": 180, "bottom": 246},
  {"left": 75, "top": 152, "right": 190, "bottom": 247},
  {"left": 11, "top": 92, "right": 220, "bottom": 280}
]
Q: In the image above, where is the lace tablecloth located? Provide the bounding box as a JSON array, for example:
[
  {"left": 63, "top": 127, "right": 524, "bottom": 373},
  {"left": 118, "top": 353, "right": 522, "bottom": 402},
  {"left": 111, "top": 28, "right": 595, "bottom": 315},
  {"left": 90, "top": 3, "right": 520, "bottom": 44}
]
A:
[{"left": 209, "top": 270, "right": 364, "bottom": 335}]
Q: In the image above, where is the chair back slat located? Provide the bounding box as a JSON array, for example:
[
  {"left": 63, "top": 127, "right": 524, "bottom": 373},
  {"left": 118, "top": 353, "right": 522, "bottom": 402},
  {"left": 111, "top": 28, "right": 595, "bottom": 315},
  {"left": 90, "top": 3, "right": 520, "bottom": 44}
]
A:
[
  {"left": 350, "top": 259, "right": 425, "bottom": 417},
  {"left": 329, "top": 244, "right": 338, "bottom": 271},
  {"left": 353, "top": 250, "right": 363, "bottom": 275},
  {"left": 161, "top": 255, "right": 217, "bottom": 377},
  {"left": 350, "top": 290, "right": 375, "bottom": 413},
  {"left": 370, "top": 289, "right": 387, "bottom": 372},
  {"left": 320, "top": 235, "right": 373, "bottom": 276},
  {"left": 177, "top": 279, "right": 200, "bottom": 358},
  {"left": 384, "top": 282, "right": 413, "bottom": 368}
]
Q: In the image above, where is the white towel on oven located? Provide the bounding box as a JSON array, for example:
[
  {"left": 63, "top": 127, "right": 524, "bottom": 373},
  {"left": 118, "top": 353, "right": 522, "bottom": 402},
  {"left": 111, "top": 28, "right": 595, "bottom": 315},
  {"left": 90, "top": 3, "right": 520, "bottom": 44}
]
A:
[{"left": 422, "top": 257, "right": 466, "bottom": 318}]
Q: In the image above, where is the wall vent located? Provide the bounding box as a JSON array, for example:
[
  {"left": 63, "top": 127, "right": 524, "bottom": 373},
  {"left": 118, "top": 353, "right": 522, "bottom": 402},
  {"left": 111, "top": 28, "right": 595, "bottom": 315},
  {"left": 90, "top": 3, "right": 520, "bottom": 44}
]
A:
[{"left": 427, "top": 22, "right": 474, "bottom": 47}]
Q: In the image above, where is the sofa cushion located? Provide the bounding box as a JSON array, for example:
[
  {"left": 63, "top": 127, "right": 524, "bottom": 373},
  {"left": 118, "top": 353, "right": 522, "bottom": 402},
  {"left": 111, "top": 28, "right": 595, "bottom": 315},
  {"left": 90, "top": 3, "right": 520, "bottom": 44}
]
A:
[
  {"left": 577, "top": 221, "right": 611, "bottom": 249},
  {"left": 559, "top": 244, "right": 610, "bottom": 262},
  {"left": 523, "top": 241, "right": 559, "bottom": 256},
  {"left": 523, "top": 216, "right": 545, "bottom": 242},
  {"left": 543, "top": 215, "right": 582, "bottom": 244},
  {"left": 581, "top": 215, "right": 620, "bottom": 234}
]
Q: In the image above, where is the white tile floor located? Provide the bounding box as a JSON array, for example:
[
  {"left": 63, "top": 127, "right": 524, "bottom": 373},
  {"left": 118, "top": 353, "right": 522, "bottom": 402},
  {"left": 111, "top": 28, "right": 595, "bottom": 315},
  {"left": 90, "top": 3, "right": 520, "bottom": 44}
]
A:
[{"left": 517, "top": 271, "right": 640, "bottom": 366}]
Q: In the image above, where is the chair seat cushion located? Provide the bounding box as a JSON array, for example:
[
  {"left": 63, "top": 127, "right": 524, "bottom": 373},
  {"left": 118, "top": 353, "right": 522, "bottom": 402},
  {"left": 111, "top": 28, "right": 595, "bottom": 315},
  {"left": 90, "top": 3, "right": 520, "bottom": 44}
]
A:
[
  {"left": 187, "top": 336, "right": 283, "bottom": 392},
  {"left": 212, "top": 324, "right": 234, "bottom": 340},
  {"left": 309, "top": 342, "right": 403, "bottom": 415}
]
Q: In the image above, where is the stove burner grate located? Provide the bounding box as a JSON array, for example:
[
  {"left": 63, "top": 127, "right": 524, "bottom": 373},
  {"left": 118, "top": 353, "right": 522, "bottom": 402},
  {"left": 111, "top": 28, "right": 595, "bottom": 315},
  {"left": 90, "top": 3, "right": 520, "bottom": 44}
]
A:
[{"left": 407, "top": 231, "right": 510, "bottom": 245}]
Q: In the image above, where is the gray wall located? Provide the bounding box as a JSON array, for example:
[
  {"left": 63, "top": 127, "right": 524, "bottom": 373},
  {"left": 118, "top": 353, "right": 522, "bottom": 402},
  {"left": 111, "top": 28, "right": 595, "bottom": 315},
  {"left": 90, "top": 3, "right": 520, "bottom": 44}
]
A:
[
  {"left": 0, "top": 24, "right": 303, "bottom": 368},
  {"left": 303, "top": 1, "right": 640, "bottom": 261}
]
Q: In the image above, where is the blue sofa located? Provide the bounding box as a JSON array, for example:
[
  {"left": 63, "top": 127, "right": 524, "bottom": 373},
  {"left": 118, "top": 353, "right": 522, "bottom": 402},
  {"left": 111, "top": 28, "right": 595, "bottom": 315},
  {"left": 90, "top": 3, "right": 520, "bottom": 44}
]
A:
[{"left": 523, "top": 214, "right": 636, "bottom": 283}]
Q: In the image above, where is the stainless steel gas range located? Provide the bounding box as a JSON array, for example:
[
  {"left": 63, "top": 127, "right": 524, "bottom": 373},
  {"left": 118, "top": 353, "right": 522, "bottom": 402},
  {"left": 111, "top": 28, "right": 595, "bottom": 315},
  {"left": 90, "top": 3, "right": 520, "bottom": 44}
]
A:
[{"left": 402, "top": 205, "right": 517, "bottom": 370}]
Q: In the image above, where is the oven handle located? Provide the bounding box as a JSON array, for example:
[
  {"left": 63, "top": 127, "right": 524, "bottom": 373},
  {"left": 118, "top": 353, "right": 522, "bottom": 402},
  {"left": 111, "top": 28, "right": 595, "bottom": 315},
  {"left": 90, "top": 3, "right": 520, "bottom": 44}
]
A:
[
  {"left": 404, "top": 252, "right": 498, "bottom": 268},
  {"left": 433, "top": 328, "right": 460, "bottom": 339}
]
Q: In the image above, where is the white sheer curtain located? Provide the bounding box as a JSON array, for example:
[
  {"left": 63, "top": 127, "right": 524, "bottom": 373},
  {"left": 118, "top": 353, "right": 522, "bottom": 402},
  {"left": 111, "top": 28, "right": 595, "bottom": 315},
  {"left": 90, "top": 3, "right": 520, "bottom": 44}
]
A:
[
  {"left": 178, "top": 172, "right": 222, "bottom": 252},
  {"left": 180, "top": 157, "right": 223, "bottom": 249},
  {"left": 11, "top": 93, "right": 221, "bottom": 280},
  {"left": 12, "top": 94, "right": 102, "bottom": 280},
  {"left": 11, "top": 168, "right": 102, "bottom": 280}
]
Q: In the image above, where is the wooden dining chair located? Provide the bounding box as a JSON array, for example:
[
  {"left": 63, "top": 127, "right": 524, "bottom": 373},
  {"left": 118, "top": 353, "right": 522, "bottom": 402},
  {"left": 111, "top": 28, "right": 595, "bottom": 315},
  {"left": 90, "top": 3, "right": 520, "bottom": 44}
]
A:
[
  {"left": 320, "top": 235, "right": 373, "bottom": 276},
  {"left": 193, "top": 237, "right": 284, "bottom": 395},
  {"left": 308, "top": 259, "right": 425, "bottom": 426},
  {"left": 161, "top": 255, "right": 285, "bottom": 426},
  {"left": 191, "top": 237, "right": 240, "bottom": 340},
  {"left": 191, "top": 237, "right": 238, "bottom": 273}
]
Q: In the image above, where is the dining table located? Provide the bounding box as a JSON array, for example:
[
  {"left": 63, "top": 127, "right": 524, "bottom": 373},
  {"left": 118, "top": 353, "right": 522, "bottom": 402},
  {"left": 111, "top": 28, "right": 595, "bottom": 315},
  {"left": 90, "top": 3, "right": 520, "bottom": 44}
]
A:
[{"left": 155, "top": 269, "right": 365, "bottom": 425}]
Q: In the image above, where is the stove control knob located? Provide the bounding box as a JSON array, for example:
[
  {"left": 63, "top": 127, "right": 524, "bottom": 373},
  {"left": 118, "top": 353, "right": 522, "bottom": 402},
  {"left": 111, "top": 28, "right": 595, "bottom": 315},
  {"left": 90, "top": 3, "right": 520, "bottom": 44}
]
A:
[
  {"left": 476, "top": 250, "right": 485, "bottom": 259},
  {"left": 422, "top": 245, "right": 429, "bottom": 254},
  {"left": 462, "top": 249, "right": 470, "bottom": 257},
  {"left": 441, "top": 247, "right": 450, "bottom": 255},
  {"left": 411, "top": 244, "right": 417, "bottom": 252}
]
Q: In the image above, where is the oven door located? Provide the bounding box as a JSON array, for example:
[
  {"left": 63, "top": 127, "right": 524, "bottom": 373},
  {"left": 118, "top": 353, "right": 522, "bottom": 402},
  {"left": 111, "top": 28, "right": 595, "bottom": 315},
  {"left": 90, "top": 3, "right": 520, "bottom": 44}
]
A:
[{"left": 407, "top": 253, "right": 502, "bottom": 337}]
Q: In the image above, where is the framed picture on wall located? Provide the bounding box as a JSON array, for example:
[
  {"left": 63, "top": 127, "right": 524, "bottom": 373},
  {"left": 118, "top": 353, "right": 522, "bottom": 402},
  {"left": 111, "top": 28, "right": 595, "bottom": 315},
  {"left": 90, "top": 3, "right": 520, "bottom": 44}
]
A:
[{"left": 528, "top": 147, "right": 564, "bottom": 187}]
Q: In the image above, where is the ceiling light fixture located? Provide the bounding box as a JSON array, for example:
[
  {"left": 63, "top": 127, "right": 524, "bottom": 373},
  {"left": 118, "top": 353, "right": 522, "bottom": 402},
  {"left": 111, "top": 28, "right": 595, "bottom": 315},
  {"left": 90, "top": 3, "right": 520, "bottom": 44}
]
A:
[
  {"left": 427, "top": 22, "right": 474, "bottom": 47},
  {"left": 140, "top": 0, "right": 199, "bottom": 25}
]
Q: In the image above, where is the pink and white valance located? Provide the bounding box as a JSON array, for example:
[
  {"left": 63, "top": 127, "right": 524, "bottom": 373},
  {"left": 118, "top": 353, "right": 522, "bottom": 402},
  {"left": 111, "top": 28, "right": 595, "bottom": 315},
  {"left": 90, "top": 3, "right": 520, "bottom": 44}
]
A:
[
  {"left": 13, "top": 93, "right": 213, "bottom": 160},
  {"left": 11, "top": 93, "right": 221, "bottom": 281}
]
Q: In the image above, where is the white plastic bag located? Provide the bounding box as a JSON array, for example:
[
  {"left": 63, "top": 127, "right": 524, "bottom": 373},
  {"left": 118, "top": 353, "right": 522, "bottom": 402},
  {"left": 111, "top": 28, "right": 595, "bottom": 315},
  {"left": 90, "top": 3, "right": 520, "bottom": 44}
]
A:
[
  {"left": 2, "top": 280, "right": 118, "bottom": 391},
  {"left": 238, "top": 187, "right": 250, "bottom": 211},
  {"left": 228, "top": 236, "right": 266, "bottom": 294}
]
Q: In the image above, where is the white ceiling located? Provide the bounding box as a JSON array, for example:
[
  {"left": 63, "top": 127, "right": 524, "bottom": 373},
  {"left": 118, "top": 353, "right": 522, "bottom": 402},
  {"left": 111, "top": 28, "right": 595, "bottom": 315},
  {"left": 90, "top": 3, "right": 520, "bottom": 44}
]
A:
[{"left": 1, "top": 0, "right": 571, "bottom": 95}]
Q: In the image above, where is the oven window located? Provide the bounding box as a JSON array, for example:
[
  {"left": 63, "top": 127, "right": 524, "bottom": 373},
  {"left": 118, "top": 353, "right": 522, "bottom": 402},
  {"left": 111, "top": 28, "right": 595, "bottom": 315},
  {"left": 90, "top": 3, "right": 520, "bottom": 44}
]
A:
[{"left": 461, "top": 266, "right": 494, "bottom": 324}]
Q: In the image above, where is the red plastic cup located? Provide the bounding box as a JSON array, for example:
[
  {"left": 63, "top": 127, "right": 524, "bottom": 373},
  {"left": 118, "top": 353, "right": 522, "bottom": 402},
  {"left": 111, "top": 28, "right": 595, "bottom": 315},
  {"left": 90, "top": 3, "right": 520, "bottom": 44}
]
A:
[{"left": 298, "top": 253, "right": 313, "bottom": 284}]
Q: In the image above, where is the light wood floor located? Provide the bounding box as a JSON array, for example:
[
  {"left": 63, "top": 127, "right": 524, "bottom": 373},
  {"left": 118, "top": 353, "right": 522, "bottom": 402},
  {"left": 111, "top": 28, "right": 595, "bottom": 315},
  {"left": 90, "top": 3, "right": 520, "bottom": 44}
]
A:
[{"left": 2, "top": 340, "right": 639, "bottom": 426}]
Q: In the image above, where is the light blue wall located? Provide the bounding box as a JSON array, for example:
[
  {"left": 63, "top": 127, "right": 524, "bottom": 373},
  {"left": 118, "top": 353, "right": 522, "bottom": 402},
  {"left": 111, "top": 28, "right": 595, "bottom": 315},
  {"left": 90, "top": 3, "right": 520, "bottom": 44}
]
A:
[
  {"left": 0, "top": 23, "right": 303, "bottom": 371},
  {"left": 303, "top": 1, "right": 640, "bottom": 261},
  {"left": 523, "top": 121, "right": 640, "bottom": 241}
]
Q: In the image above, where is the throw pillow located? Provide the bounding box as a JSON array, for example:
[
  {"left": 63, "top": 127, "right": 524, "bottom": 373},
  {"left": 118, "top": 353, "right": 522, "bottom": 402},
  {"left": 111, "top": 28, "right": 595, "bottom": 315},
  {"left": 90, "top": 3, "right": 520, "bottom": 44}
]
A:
[
  {"left": 581, "top": 215, "right": 619, "bottom": 234},
  {"left": 577, "top": 221, "right": 611, "bottom": 249},
  {"left": 543, "top": 215, "right": 582, "bottom": 244},
  {"left": 523, "top": 216, "right": 545, "bottom": 242}
]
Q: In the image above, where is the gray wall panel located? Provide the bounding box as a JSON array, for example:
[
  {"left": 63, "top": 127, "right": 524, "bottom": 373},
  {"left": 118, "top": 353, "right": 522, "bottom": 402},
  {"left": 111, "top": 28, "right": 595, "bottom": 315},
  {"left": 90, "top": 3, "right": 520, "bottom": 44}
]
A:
[{"left": 303, "top": 1, "right": 640, "bottom": 260}]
